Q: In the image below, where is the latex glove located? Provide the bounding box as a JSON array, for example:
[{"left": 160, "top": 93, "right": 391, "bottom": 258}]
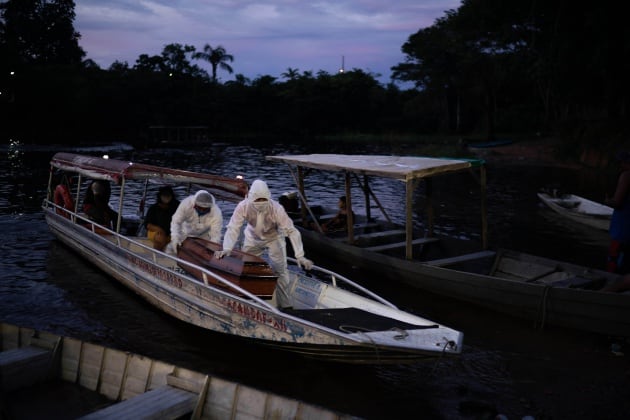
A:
[
  {"left": 297, "top": 257, "right": 314, "bottom": 270},
  {"left": 165, "top": 242, "right": 178, "bottom": 255},
  {"left": 214, "top": 249, "right": 231, "bottom": 259}
]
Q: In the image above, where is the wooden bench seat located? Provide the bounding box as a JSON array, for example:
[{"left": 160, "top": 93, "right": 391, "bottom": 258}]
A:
[
  {"left": 0, "top": 346, "right": 52, "bottom": 391},
  {"left": 424, "top": 250, "right": 496, "bottom": 267},
  {"left": 79, "top": 384, "right": 198, "bottom": 420},
  {"left": 353, "top": 229, "right": 406, "bottom": 241},
  {"left": 365, "top": 237, "right": 440, "bottom": 252}
]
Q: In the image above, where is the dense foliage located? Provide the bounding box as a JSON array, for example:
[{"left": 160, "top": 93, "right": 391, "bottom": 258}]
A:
[{"left": 0, "top": 0, "right": 628, "bottom": 150}]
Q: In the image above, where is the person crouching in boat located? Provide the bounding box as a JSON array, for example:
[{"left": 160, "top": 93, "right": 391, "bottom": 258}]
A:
[
  {"left": 167, "top": 190, "right": 222, "bottom": 254},
  {"left": 144, "top": 186, "right": 180, "bottom": 250},
  {"left": 83, "top": 180, "right": 118, "bottom": 230},
  {"left": 215, "top": 179, "right": 314, "bottom": 308}
]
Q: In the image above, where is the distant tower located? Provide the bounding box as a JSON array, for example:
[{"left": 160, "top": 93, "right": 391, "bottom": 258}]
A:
[{"left": 339, "top": 55, "right": 345, "bottom": 73}]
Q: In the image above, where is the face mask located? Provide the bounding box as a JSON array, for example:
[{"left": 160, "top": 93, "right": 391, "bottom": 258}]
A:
[
  {"left": 252, "top": 201, "right": 269, "bottom": 212},
  {"left": 195, "top": 206, "right": 211, "bottom": 216}
]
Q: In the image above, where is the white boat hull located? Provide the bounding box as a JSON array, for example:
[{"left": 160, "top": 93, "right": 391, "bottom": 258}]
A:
[{"left": 537, "top": 192, "right": 612, "bottom": 231}]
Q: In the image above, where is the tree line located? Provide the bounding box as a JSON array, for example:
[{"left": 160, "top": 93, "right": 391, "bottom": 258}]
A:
[{"left": 1, "top": 0, "right": 628, "bottom": 153}]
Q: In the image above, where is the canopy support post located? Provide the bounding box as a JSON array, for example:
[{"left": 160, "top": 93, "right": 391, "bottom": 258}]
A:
[
  {"left": 480, "top": 164, "right": 488, "bottom": 249},
  {"left": 363, "top": 174, "right": 371, "bottom": 222},
  {"left": 405, "top": 178, "right": 414, "bottom": 260},
  {"left": 425, "top": 178, "right": 434, "bottom": 237},
  {"left": 345, "top": 171, "right": 354, "bottom": 243}
]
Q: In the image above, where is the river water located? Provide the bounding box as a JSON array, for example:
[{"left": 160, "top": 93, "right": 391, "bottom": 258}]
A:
[{"left": 1, "top": 141, "right": 628, "bottom": 419}]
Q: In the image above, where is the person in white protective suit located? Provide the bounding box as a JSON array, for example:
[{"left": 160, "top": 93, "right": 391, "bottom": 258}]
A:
[
  {"left": 167, "top": 190, "right": 223, "bottom": 254},
  {"left": 214, "top": 179, "right": 314, "bottom": 308}
]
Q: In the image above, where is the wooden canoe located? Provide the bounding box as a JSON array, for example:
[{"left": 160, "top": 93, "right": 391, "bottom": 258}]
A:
[
  {"left": 0, "top": 322, "right": 352, "bottom": 419},
  {"left": 537, "top": 192, "right": 612, "bottom": 231}
]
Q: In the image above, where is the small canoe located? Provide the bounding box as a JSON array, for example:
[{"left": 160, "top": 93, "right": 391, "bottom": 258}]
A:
[{"left": 537, "top": 192, "right": 612, "bottom": 231}]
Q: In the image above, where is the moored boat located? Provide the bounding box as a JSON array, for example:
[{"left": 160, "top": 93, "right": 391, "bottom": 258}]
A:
[
  {"left": 266, "top": 154, "right": 630, "bottom": 337},
  {"left": 537, "top": 191, "right": 612, "bottom": 231},
  {"left": 0, "top": 322, "right": 355, "bottom": 419},
  {"left": 41, "top": 152, "right": 463, "bottom": 364}
]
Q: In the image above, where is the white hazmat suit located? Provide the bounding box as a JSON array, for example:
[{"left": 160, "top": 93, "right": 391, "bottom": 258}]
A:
[
  {"left": 216, "top": 180, "right": 313, "bottom": 308},
  {"left": 168, "top": 190, "right": 223, "bottom": 252}
]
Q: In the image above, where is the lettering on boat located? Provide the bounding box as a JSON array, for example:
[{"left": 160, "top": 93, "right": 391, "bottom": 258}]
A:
[
  {"left": 126, "top": 255, "right": 183, "bottom": 288},
  {"left": 220, "top": 296, "right": 288, "bottom": 332}
]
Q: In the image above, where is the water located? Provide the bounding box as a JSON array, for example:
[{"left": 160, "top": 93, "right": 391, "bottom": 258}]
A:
[{"left": 1, "top": 141, "right": 628, "bottom": 419}]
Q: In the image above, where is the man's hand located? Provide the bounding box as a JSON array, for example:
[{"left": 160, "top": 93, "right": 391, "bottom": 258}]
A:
[
  {"left": 297, "top": 257, "right": 314, "bottom": 270},
  {"left": 214, "top": 249, "right": 231, "bottom": 259}
]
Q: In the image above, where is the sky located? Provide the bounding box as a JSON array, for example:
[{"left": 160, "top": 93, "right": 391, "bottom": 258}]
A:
[{"left": 74, "top": 0, "right": 462, "bottom": 84}]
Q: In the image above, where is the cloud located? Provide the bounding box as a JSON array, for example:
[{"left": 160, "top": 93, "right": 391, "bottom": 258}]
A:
[{"left": 75, "top": 0, "right": 461, "bottom": 82}]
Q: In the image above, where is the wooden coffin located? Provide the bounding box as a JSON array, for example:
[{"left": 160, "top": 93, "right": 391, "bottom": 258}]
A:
[{"left": 177, "top": 237, "right": 278, "bottom": 298}]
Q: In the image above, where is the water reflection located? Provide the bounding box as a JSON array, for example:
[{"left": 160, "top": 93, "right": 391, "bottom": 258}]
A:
[{"left": 0, "top": 141, "right": 622, "bottom": 419}]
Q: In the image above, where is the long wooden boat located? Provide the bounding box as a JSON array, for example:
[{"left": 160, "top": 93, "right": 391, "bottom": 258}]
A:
[
  {"left": 42, "top": 152, "right": 463, "bottom": 363},
  {"left": 266, "top": 154, "right": 630, "bottom": 337},
  {"left": 0, "top": 322, "right": 354, "bottom": 419},
  {"left": 537, "top": 191, "right": 612, "bottom": 231}
]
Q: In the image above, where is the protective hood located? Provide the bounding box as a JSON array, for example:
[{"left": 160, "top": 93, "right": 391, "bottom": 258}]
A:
[
  {"left": 194, "top": 190, "right": 215, "bottom": 208},
  {"left": 248, "top": 180, "right": 271, "bottom": 202}
]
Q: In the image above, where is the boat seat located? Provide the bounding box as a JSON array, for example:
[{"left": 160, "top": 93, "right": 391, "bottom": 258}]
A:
[
  {"left": 78, "top": 384, "right": 198, "bottom": 420},
  {"left": 365, "top": 237, "right": 439, "bottom": 252},
  {"left": 424, "top": 250, "right": 496, "bottom": 267},
  {"left": 353, "top": 229, "right": 406, "bottom": 240},
  {"left": 0, "top": 346, "right": 53, "bottom": 391}
]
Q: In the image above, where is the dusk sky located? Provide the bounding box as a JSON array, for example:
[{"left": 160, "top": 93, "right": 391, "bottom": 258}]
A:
[{"left": 74, "top": 1, "right": 462, "bottom": 84}]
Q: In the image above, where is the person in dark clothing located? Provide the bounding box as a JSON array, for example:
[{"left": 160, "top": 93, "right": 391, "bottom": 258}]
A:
[
  {"left": 144, "top": 186, "right": 180, "bottom": 250},
  {"left": 83, "top": 180, "right": 118, "bottom": 229},
  {"left": 606, "top": 151, "right": 630, "bottom": 274},
  {"left": 322, "top": 196, "right": 354, "bottom": 232}
]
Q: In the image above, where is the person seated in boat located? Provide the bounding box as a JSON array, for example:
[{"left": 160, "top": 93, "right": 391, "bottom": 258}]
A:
[
  {"left": 214, "top": 179, "right": 314, "bottom": 308},
  {"left": 605, "top": 151, "right": 630, "bottom": 274},
  {"left": 144, "top": 186, "right": 180, "bottom": 250},
  {"left": 167, "top": 190, "right": 222, "bottom": 254},
  {"left": 278, "top": 191, "right": 300, "bottom": 216},
  {"left": 320, "top": 195, "right": 355, "bottom": 233},
  {"left": 83, "top": 180, "right": 118, "bottom": 229}
]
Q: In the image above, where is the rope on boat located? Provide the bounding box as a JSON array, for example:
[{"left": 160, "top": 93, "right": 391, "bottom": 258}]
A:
[{"left": 534, "top": 285, "right": 552, "bottom": 330}]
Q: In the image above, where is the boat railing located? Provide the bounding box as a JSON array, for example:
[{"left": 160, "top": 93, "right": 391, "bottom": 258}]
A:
[
  {"left": 287, "top": 257, "right": 397, "bottom": 309},
  {"left": 44, "top": 199, "right": 281, "bottom": 313},
  {"left": 46, "top": 198, "right": 397, "bottom": 311}
]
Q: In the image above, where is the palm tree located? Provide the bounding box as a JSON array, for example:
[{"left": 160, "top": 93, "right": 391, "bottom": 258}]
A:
[{"left": 193, "top": 44, "right": 234, "bottom": 82}]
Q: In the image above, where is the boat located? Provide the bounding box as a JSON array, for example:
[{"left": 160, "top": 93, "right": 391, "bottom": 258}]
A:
[
  {"left": 537, "top": 191, "right": 612, "bottom": 231},
  {"left": 266, "top": 154, "right": 630, "bottom": 337},
  {"left": 0, "top": 322, "right": 354, "bottom": 419},
  {"left": 41, "top": 152, "right": 463, "bottom": 364}
]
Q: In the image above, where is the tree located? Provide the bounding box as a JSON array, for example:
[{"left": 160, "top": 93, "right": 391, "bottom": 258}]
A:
[
  {"left": 0, "top": 0, "right": 85, "bottom": 67},
  {"left": 193, "top": 44, "right": 234, "bottom": 82},
  {"left": 281, "top": 67, "right": 300, "bottom": 81}
]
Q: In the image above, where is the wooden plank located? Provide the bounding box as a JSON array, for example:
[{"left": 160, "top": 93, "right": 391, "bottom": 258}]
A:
[
  {"left": 78, "top": 385, "right": 197, "bottom": 420},
  {"left": 0, "top": 346, "right": 52, "bottom": 391},
  {"left": 353, "top": 229, "right": 406, "bottom": 240},
  {"left": 425, "top": 250, "right": 496, "bottom": 267},
  {"left": 365, "top": 237, "right": 440, "bottom": 252}
]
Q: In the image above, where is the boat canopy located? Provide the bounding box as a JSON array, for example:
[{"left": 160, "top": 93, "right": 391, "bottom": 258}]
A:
[
  {"left": 266, "top": 154, "right": 483, "bottom": 182},
  {"left": 50, "top": 152, "right": 248, "bottom": 198},
  {"left": 267, "top": 153, "right": 488, "bottom": 257}
]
